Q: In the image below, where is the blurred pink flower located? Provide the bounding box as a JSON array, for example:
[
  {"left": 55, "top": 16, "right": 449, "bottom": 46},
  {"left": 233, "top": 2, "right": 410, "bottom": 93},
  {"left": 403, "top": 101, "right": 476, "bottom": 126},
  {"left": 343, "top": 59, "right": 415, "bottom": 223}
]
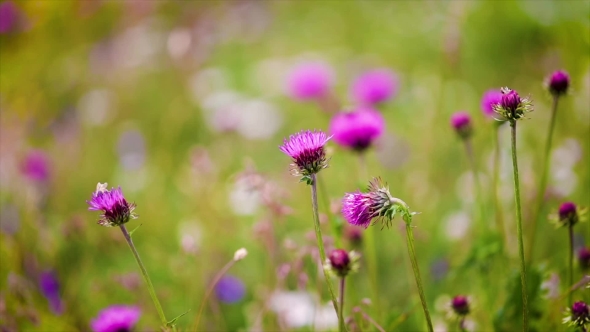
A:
[
  {"left": 286, "top": 62, "right": 333, "bottom": 101},
  {"left": 350, "top": 69, "right": 398, "bottom": 105}
]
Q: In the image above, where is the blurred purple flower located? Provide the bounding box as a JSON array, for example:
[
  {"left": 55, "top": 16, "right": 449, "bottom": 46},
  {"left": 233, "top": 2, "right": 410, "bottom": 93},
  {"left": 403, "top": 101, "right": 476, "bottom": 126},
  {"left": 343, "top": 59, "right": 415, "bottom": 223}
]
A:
[
  {"left": 0, "top": 1, "right": 18, "bottom": 34},
  {"left": 547, "top": 70, "right": 570, "bottom": 96},
  {"left": 279, "top": 130, "right": 330, "bottom": 177},
  {"left": 450, "top": 111, "right": 472, "bottom": 139},
  {"left": 578, "top": 247, "right": 590, "bottom": 270},
  {"left": 91, "top": 305, "right": 141, "bottom": 332},
  {"left": 39, "top": 271, "right": 63, "bottom": 315},
  {"left": 329, "top": 107, "right": 385, "bottom": 152},
  {"left": 480, "top": 89, "right": 502, "bottom": 118},
  {"left": 215, "top": 275, "right": 245, "bottom": 304},
  {"left": 22, "top": 150, "right": 50, "bottom": 182},
  {"left": 350, "top": 69, "right": 398, "bottom": 106},
  {"left": 87, "top": 183, "right": 137, "bottom": 227},
  {"left": 451, "top": 295, "right": 470, "bottom": 316},
  {"left": 286, "top": 62, "right": 333, "bottom": 101}
]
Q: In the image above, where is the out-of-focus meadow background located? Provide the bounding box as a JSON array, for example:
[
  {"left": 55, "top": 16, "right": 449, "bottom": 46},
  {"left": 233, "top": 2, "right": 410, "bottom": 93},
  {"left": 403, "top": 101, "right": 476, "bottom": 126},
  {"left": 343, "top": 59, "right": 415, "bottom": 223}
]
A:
[{"left": 1, "top": 0, "right": 589, "bottom": 331}]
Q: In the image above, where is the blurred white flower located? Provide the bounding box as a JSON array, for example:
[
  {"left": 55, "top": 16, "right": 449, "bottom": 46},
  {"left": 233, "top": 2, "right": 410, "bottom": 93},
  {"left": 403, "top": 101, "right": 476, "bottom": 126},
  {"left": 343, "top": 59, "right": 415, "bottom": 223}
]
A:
[
  {"left": 229, "top": 177, "right": 261, "bottom": 216},
  {"left": 188, "top": 67, "right": 228, "bottom": 103},
  {"left": 268, "top": 291, "right": 336, "bottom": 329},
  {"left": 236, "top": 99, "right": 282, "bottom": 140},
  {"left": 444, "top": 211, "right": 470, "bottom": 240},
  {"left": 177, "top": 221, "right": 203, "bottom": 255},
  {"left": 78, "top": 89, "right": 116, "bottom": 126},
  {"left": 167, "top": 28, "right": 192, "bottom": 60},
  {"left": 455, "top": 171, "right": 488, "bottom": 204},
  {"left": 233, "top": 248, "right": 248, "bottom": 261}
]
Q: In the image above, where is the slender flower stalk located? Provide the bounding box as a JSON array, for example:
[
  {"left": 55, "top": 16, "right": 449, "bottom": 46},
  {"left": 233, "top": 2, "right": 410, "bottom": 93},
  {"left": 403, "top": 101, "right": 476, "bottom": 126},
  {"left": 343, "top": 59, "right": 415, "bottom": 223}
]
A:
[
  {"left": 279, "top": 130, "right": 339, "bottom": 318},
  {"left": 311, "top": 174, "right": 340, "bottom": 315},
  {"left": 494, "top": 87, "right": 533, "bottom": 331},
  {"left": 569, "top": 224, "right": 574, "bottom": 305},
  {"left": 339, "top": 277, "right": 345, "bottom": 332},
  {"left": 193, "top": 248, "right": 248, "bottom": 330},
  {"left": 119, "top": 225, "right": 168, "bottom": 328},
  {"left": 529, "top": 71, "right": 570, "bottom": 260},
  {"left": 342, "top": 178, "right": 433, "bottom": 331},
  {"left": 87, "top": 183, "right": 169, "bottom": 330},
  {"left": 325, "top": 249, "right": 359, "bottom": 332}
]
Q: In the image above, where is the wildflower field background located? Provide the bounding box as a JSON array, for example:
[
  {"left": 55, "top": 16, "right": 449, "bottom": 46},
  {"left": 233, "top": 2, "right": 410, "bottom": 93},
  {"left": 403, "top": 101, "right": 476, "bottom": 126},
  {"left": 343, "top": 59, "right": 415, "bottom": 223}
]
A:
[{"left": 1, "top": 1, "right": 589, "bottom": 331}]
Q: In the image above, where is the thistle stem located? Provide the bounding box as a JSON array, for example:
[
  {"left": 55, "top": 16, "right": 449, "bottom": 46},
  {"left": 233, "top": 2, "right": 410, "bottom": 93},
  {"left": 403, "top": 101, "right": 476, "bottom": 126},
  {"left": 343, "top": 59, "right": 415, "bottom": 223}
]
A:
[
  {"left": 529, "top": 95, "right": 559, "bottom": 261},
  {"left": 405, "top": 222, "right": 433, "bottom": 332},
  {"left": 339, "top": 277, "right": 346, "bottom": 332},
  {"left": 119, "top": 225, "right": 168, "bottom": 329},
  {"left": 509, "top": 120, "right": 529, "bottom": 331},
  {"left": 193, "top": 259, "right": 236, "bottom": 330},
  {"left": 492, "top": 126, "right": 506, "bottom": 244},
  {"left": 311, "top": 173, "right": 340, "bottom": 318},
  {"left": 569, "top": 225, "right": 574, "bottom": 305}
]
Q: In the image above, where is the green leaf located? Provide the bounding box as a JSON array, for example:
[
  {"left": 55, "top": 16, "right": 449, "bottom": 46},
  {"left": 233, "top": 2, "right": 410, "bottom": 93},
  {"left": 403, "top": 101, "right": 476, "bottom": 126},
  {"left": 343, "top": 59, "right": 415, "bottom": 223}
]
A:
[{"left": 166, "top": 309, "right": 191, "bottom": 327}]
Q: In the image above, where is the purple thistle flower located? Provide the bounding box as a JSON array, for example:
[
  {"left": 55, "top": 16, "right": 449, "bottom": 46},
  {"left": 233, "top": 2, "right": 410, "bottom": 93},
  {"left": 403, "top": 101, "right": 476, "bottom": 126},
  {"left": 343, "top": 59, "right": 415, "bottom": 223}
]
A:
[
  {"left": 215, "top": 275, "right": 245, "bottom": 304},
  {"left": 286, "top": 62, "right": 333, "bottom": 101},
  {"left": 451, "top": 295, "right": 470, "bottom": 316},
  {"left": 578, "top": 247, "right": 590, "bottom": 270},
  {"left": 351, "top": 69, "right": 398, "bottom": 105},
  {"left": 329, "top": 107, "right": 385, "bottom": 152},
  {"left": 90, "top": 305, "right": 141, "bottom": 332},
  {"left": 22, "top": 150, "right": 50, "bottom": 182},
  {"left": 39, "top": 270, "right": 63, "bottom": 315},
  {"left": 0, "top": 1, "right": 18, "bottom": 34},
  {"left": 546, "top": 70, "right": 570, "bottom": 97},
  {"left": 558, "top": 202, "right": 578, "bottom": 226},
  {"left": 328, "top": 249, "right": 350, "bottom": 277},
  {"left": 342, "top": 178, "right": 405, "bottom": 229},
  {"left": 480, "top": 89, "right": 503, "bottom": 119},
  {"left": 450, "top": 111, "right": 472, "bottom": 139},
  {"left": 493, "top": 87, "right": 533, "bottom": 121},
  {"left": 87, "top": 183, "right": 137, "bottom": 227},
  {"left": 564, "top": 301, "right": 590, "bottom": 328},
  {"left": 279, "top": 130, "right": 331, "bottom": 178}
]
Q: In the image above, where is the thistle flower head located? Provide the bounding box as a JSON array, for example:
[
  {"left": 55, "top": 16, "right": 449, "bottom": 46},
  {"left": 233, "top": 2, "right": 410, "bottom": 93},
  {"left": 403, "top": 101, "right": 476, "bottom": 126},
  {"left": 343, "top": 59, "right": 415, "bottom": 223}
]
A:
[
  {"left": 341, "top": 177, "right": 414, "bottom": 229},
  {"left": 324, "top": 249, "right": 360, "bottom": 278},
  {"left": 551, "top": 202, "right": 587, "bottom": 228},
  {"left": 493, "top": 87, "right": 533, "bottom": 121},
  {"left": 279, "top": 130, "right": 331, "bottom": 181},
  {"left": 546, "top": 70, "right": 570, "bottom": 97},
  {"left": 450, "top": 111, "right": 472, "bottom": 139},
  {"left": 563, "top": 301, "right": 590, "bottom": 328},
  {"left": 350, "top": 69, "right": 398, "bottom": 105},
  {"left": 578, "top": 247, "right": 590, "bottom": 270},
  {"left": 480, "top": 89, "right": 503, "bottom": 119},
  {"left": 91, "top": 305, "right": 141, "bottom": 332},
  {"left": 87, "top": 183, "right": 137, "bottom": 227},
  {"left": 286, "top": 62, "right": 333, "bottom": 101},
  {"left": 329, "top": 107, "right": 385, "bottom": 152},
  {"left": 451, "top": 295, "right": 470, "bottom": 316}
]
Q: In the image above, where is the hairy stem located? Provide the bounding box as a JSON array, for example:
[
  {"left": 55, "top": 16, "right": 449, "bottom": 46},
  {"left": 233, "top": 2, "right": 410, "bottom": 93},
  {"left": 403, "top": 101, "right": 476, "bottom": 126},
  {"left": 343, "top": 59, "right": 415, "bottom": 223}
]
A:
[
  {"left": 193, "top": 259, "right": 236, "bottom": 330},
  {"left": 120, "top": 225, "right": 168, "bottom": 329},
  {"left": 510, "top": 120, "right": 529, "bottom": 331},
  {"left": 405, "top": 222, "right": 433, "bottom": 332},
  {"left": 528, "top": 95, "right": 559, "bottom": 261},
  {"left": 311, "top": 174, "right": 340, "bottom": 318}
]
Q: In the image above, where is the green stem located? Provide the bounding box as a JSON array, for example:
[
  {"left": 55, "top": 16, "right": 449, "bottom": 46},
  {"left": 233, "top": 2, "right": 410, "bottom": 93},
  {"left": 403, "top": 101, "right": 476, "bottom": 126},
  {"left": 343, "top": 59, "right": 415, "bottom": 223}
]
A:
[
  {"left": 510, "top": 120, "right": 529, "bottom": 331},
  {"left": 405, "top": 222, "right": 433, "bottom": 332},
  {"left": 569, "top": 225, "right": 574, "bottom": 305},
  {"left": 528, "top": 95, "right": 559, "bottom": 261},
  {"left": 193, "top": 259, "right": 236, "bottom": 330},
  {"left": 493, "top": 126, "right": 506, "bottom": 244},
  {"left": 119, "top": 225, "right": 168, "bottom": 329},
  {"left": 339, "top": 277, "right": 345, "bottom": 332},
  {"left": 311, "top": 174, "right": 340, "bottom": 318}
]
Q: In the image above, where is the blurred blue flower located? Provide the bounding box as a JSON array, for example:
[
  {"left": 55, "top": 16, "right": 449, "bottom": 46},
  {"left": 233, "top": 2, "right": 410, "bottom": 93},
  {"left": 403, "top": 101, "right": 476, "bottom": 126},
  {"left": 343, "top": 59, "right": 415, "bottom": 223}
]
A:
[
  {"left": 215, "top": 275, "right": 245, "bottom": 304},
  {"left": 39, "top": 270, "right": 63, "bottom": 315}
]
